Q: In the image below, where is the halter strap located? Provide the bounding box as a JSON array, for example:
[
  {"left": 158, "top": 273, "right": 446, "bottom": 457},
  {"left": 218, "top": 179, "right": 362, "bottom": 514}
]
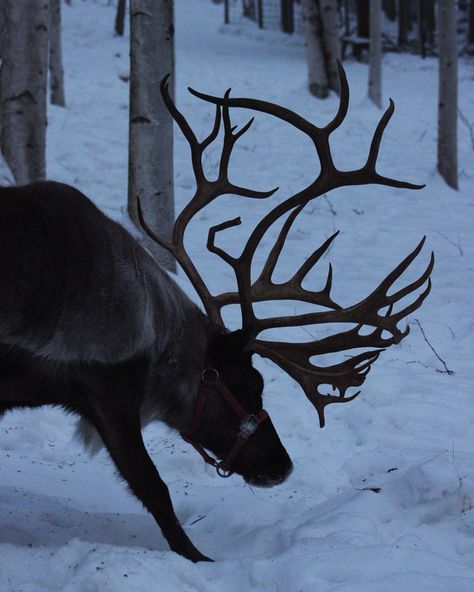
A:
[{"left": 180, "top": 367, "right": 269, "bottom": 477}]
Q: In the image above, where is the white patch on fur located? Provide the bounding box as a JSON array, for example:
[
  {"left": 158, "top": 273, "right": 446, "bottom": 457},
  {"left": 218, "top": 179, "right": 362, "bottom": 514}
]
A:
[{"left": 75, "top": 417, "right": 104, "bottom": 455}]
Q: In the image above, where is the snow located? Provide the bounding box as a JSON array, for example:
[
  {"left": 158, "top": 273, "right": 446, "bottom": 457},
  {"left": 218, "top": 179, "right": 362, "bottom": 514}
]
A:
[{"left": 1, "top": 0, "right": 474, "bottom": 590}]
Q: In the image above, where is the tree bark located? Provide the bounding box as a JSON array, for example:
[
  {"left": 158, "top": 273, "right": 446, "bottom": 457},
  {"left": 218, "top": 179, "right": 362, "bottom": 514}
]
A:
[
  {"left": 301, "top": 0, "right": 329, "bottom": 98},
  {"left": 437, "top": 0, "right": 458, "bottom": 190},
  {"left": 128, "top": 0, "right": 176, "bottom": 271},
  {"left": 50, "top": 0, "right": 66, "bottom": 107},
  {"left": 368, "top": 0, "right": 382, "bottom": 108},
  {"left": 319, "top": 0, "right": 341, "bottom": 94},
  {"left": 0, "top": 1, "right": 49, "bottom": 185},
  {"left": 115, "top": 0, "right": 126, "bottom": 36}
]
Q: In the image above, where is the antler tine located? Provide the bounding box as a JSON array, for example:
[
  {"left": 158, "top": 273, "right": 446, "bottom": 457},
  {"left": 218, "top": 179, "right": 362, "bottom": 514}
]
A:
[
  {"left": 356, "top": 98, "right": 426, "bottom": 190},
  {"left": 385, "top": 252, "right": 435, "bottom": 307},
  {"left": 136, "top": 196, "right": 174, "bottom": 254},
  {"left": 250, "top": 209, "right": 342, "bottom": 311},
  {"left": 207, "top": 217, "right": 257, "bottom": 327},
  {"left": 256, "top": 205, "right": 305, "bottom": 285},
  {"left": 292, "top": 232, "right": 339, "bottom": 287},
  {"left": 160, "top": 75, "right": 197, "bottom": 145},
  {"left": 160, "top": 75, "right": 205, "bottom": 183},
  {"left": 324, "top": 60, "right": 350, "bottom": 135},
  {"left": 200, "top": 103, "right": 221, "bottom": 151},
  {"left": 366, "top": 236, "right": 429, "bottom": 300}
]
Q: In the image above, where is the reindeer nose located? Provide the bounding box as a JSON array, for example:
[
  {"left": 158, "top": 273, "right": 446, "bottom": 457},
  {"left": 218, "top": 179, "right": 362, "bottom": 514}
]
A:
[{"left": 246, "top": 457, "right": 293, "bottom": 488}]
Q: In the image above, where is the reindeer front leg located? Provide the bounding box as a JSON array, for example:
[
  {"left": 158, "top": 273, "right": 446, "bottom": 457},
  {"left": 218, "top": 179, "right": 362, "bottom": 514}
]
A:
[{"left": 85, "top": 396, "right": 212, "bottom": 563}]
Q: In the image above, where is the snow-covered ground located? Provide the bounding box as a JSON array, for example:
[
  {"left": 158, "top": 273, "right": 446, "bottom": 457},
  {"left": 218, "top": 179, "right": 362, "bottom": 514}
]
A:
[{"left": 1, "top": 1, "right": 474, "bottom": 590}]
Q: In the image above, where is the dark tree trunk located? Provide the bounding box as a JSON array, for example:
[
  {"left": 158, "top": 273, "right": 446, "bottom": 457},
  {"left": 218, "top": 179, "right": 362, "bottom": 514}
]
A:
[
  {"left": 50, "top": 0, "right": 66, "bottom": 106},
  {"left": 424, "top": 0, "right": 436, "bottom": 48},
  {"left": 419, "top": 0, "right": 426, "bottom": 58},
  {"left": 382, "top": 0, "right": 396, "bottom": 21},
  {"left": 356, "top": 0, "right": 369, "bottom": 37},
  {"left": 281, "top": 0, "right": 294, "bottom": 33},
  {"left": 468, "top": 0, "right": 474, "bottom": 45},
  {"left": 242, "top": 0, "right": 257, "bottom": 20},
  {"left": 398, "top": 0, "right": 411, "bottom": 47},
  {"left": 115, "top": 0, "right": 126, "bottom": 36}
]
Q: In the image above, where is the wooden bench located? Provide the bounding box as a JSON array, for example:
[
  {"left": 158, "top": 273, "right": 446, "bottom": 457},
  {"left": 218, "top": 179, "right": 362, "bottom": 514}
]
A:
[{"left": 342, "top": 35, "right": 370, "bottom": 60}]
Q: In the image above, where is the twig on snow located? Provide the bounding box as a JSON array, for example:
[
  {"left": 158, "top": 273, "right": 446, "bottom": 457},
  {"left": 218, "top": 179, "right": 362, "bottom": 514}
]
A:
[
  {"left": 414, "top": 319, "right": 454, "bottom": 375},
  {"left": 435, "top": 230, "right": 463, "bottom": 256}
]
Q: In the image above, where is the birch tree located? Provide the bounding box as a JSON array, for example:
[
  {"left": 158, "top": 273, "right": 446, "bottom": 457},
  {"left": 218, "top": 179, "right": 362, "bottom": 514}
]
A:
[
  {"left": 301, "top": 0, "right": 328, "bottom": 98},
  {"left": 301, "top": 0, "right": 341, "bottom": 99},
  {"left": 128, "top": 0, "right": 176, "bottom": 271},
  {"left": 0, "top": 1, "right": 49, "bottom": 184},
  {"left": 319, "top": 0, "right": 341, "bottom": 93},
  {"left": 437, "top": 0, "right": 458, "bottom": 190},
  {"left": 50, "top": 0, "right": 65, "bottom": 107},
  {"left": 368, "top": 0, "right": 382, "bottom": 108}
]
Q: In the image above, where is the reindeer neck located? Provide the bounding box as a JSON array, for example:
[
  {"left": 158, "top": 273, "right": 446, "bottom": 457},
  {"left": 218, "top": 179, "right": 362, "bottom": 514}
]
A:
[{"left": 143, "top": 265, "right": 220, "bottom": 434}]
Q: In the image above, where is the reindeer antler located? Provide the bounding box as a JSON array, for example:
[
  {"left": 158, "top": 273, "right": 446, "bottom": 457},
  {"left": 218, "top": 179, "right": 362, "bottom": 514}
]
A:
[{"left": 137, "top": 63, "right": 434, "bottom": 427}]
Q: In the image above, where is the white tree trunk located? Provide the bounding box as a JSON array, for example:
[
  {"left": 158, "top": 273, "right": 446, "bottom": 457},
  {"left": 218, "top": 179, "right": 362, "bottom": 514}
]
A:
[
  {"left": 128, "top": 0, "right": 176, "bottom": 272},
  {"left": 368, "top": 0, "right": 382, "bottom": 108},
  {"left": 318, "top": 0, "right": 341, "bottom": 94},
  {"left": 437, "top": 0, "right": 458, "bottom": 190},
  {"left": 301, "top": 0, "right": 329, "bottom": 98},
  {"left": 0, "top": 1, "right": 49, "bottom": 185},
  {"left": 50, "top": 0, "right": 66, "bottom": 107}
]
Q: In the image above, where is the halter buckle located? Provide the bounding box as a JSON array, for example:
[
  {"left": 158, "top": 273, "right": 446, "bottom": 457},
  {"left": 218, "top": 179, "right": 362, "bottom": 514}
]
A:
[
  {"left": 201, "top": 368, "right": 219, "bottom": 383},
  {"left": 216, "top": 461, "right": 233, "bottom": 478}
]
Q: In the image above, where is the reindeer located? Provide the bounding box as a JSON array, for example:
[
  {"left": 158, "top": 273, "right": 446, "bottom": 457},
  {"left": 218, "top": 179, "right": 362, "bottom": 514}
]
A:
[{"left": 0, "top": 63, "right": 433, "bottom": 562}]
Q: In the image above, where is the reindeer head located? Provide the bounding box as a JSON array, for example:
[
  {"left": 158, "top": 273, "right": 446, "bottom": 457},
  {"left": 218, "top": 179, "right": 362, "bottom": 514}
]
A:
[{"left": 137, "top": 62, "right": 433, "bottom": 483}]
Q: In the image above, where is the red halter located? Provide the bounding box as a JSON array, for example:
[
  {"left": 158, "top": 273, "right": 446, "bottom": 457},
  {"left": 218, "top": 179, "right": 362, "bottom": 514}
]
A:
[{"left": 180, "top": 367, "right": 269, "bottom": 477}]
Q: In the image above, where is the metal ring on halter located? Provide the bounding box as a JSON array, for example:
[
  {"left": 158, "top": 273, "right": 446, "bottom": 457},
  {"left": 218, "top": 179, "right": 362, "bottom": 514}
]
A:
[
  {"left": 201, "top": 368, "right": 220, "bottom": 383},
  {"left": 216, "top": 461, "right": 233, "bottom": 478}
]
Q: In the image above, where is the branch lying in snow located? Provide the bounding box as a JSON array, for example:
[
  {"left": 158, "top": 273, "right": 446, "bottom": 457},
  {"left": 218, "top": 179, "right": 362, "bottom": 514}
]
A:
[
  {"left": 435, "top": 231, "right": 463, "bottom": 256},
  {"left": 414, "top": 319, "right": 454, "bottom": 375}
]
